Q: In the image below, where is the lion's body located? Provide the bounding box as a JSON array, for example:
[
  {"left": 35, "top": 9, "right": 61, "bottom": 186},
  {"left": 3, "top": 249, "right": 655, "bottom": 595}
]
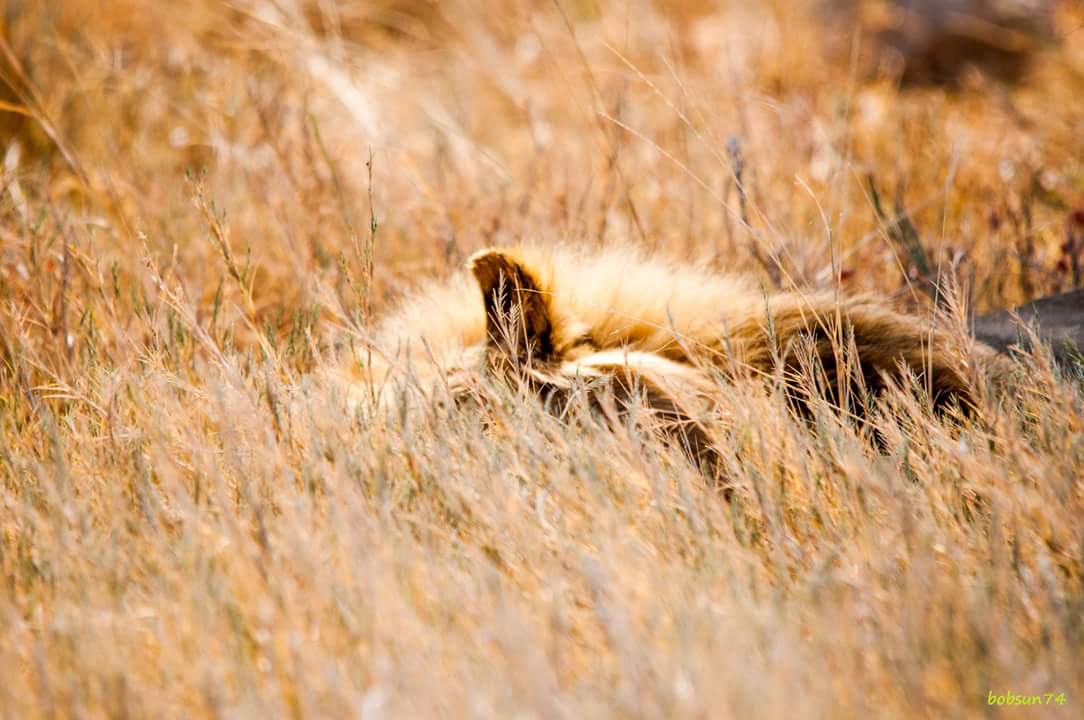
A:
[
  {"left": 363, "top": 244, "right": 980, "bottom": 406},
  {"left": 338, "top": 243, "right": 1001, "bottom": 489}
]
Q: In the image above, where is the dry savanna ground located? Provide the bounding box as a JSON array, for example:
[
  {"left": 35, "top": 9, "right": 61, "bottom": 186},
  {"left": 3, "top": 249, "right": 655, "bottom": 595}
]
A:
[{"left": 2, "top": 1, "right": 1084, "bottom": 717}]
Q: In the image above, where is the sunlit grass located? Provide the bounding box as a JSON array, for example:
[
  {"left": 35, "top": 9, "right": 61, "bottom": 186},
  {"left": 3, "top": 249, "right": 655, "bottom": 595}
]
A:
[{"left": 1, "top": 1, "right": 1083, "bottom": 717}]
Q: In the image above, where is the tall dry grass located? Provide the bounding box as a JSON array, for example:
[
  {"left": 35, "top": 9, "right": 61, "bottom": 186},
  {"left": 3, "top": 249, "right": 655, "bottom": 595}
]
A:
[{"left": 2, "top": 0, "right": 1084, "bottom": 717}]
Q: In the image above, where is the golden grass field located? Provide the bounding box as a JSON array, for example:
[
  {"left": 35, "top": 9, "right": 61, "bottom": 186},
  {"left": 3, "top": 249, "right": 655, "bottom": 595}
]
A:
[{"left": 3, "top": 1, "right": 1084, "bottom": 717}]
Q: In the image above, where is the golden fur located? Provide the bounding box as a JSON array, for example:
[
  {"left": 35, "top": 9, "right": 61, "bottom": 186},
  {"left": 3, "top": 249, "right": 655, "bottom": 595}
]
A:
[{"left": 341, "top": 243, "right": 991, "bottom": 485}]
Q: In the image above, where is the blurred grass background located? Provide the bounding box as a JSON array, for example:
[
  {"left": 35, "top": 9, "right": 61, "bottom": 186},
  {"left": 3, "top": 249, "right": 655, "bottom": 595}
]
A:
[{"left": 2, "top": 1, "right": 1084, "bottom": 717}]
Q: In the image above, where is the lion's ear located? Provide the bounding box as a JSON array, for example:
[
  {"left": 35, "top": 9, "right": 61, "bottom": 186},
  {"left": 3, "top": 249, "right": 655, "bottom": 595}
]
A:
[{"left": 468, "top": 249, "right": 553, "bottom": 364}]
